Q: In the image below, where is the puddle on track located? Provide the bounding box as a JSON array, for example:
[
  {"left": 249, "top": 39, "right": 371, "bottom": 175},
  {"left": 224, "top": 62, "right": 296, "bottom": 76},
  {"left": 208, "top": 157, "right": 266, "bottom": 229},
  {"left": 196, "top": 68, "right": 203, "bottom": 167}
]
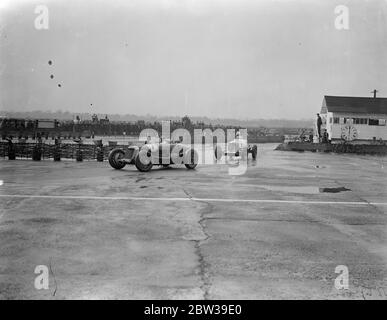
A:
[
  {"left": 260, "top": 185, "right": 351, "bottom": 194},
  {"left": 319, "top": 187, "right": 351, "bottom": 193},
  {"left": 260, "top": 185, "right": 320, "bottom": 194}
]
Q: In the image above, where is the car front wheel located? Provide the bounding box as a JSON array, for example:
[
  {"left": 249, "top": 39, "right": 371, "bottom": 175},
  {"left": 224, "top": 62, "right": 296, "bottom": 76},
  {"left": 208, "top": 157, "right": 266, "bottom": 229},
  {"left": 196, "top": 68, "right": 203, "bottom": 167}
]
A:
[{"left": 108, "top": 148, "right": 126, "bottom": 170}]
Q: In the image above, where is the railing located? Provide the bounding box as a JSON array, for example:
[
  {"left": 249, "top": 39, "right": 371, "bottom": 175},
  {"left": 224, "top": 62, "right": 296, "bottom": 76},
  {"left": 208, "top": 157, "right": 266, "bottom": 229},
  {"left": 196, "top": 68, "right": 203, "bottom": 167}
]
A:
[{"left": 0, "top": 142, "right": 128, "bottom": 160}]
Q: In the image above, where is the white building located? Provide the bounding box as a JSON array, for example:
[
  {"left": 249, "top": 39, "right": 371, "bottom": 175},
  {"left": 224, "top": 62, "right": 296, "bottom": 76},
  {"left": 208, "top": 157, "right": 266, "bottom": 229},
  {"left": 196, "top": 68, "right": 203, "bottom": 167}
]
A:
[{"left": 320, "top": 95, "right": 387, "bottom": 143}]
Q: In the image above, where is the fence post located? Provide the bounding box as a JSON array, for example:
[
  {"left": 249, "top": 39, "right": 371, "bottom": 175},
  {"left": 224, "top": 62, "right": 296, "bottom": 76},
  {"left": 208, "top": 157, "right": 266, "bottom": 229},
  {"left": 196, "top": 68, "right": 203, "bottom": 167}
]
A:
[
  {"left": 54, "top": 138, "right": 61, "bottom": 161},
  {"left": 7, "top": 139, "right": 16, "bottom": 160},
  {"left": 76, "top": 144, "right": 83, "bottom": 161},
  {"left": 95, "top": 140, "right": 104, "bottom": 162}
]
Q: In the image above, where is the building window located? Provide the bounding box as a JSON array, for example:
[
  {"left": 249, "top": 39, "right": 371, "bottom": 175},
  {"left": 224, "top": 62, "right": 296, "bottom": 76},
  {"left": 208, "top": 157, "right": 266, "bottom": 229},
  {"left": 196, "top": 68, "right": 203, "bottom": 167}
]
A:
[
  {"left": 379, "top": 119, "right": 386, "bottom": 126},
  {"left": 333, "top": 117, "right": 340, "bottom": 124},
  {"left": 369, "top": 119, "right": 379, "bottom": 126}
]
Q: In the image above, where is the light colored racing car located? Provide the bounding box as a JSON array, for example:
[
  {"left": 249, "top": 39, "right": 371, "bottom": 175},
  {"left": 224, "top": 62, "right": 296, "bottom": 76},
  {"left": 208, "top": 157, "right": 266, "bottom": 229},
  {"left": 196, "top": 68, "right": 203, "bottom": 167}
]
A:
[
  {"left": 214, "top": 136, "right": 257, "bottom": 160},
  {"left": 108, "top": 139, "right": 198, "bottom": 172}
]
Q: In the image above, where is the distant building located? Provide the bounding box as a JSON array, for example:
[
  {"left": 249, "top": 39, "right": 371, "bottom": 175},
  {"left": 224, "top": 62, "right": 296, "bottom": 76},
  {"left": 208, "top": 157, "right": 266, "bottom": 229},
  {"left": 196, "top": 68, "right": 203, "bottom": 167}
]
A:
[{"left": 320, "top": 95, "right": 387, "bottom": 143}]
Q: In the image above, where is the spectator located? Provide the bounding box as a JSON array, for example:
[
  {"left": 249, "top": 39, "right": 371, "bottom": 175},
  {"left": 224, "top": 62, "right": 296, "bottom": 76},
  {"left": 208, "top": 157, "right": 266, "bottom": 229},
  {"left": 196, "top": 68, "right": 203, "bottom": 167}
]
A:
[
  {"left": 322, "top": 129, "right": 329, "bottom": 143},
  {"left": 316, "top": 114, "right": 322, "bottom": 139}
]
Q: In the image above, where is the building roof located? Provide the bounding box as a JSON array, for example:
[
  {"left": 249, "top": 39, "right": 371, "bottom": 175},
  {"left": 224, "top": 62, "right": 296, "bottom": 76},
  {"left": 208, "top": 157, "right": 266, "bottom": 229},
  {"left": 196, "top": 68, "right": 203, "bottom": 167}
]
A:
[{"left": 321, "top": 95, "right": 387, "bottom": 115}]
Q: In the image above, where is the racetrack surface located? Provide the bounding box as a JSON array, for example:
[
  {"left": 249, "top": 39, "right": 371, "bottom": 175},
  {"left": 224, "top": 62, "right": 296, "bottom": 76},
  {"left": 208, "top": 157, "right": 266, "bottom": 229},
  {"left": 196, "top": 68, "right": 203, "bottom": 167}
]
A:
[{"left": 1, "top": 144, "right": 387, "bottom": 299}]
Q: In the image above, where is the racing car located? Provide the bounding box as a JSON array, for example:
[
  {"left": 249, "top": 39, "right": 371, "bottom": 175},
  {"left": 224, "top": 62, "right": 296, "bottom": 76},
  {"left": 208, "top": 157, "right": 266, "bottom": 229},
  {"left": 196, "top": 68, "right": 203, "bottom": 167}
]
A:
[
  {"left": 108, "top": 139, "right": 198, "bottom": 172},
  {"left": 214, "top": 135, "right": 257, "bottom": 160}
]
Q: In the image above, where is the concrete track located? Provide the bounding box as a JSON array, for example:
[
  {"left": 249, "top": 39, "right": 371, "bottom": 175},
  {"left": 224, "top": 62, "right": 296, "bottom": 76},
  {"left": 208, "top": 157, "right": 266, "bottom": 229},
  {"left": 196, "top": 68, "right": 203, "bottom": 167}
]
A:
[{"left": 0, "top": 144, "right": 387, "bottom": 299}]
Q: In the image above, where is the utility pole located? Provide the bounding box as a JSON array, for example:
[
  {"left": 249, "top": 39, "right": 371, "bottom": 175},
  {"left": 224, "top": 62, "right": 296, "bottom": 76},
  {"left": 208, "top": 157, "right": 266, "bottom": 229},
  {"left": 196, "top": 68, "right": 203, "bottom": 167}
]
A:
[{"left": 371, "top": 89, "right": 378, "bottom": 98}]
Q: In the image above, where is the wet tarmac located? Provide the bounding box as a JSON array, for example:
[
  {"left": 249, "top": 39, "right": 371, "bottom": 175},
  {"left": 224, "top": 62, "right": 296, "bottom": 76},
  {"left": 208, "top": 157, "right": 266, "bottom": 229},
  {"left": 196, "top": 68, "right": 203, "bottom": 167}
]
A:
[{"left": 0, "top": 144, "right": 387, "bottom": 299}]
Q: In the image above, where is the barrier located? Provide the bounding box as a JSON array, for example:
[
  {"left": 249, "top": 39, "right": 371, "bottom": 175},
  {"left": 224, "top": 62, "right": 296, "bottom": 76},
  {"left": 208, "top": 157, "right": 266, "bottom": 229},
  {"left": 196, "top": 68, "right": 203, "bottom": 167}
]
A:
[
  {"left": 96, "top": 147, "right": 104, "bottom": 162},
  {"left": 53, "top": 146, "right": 61, "bottom": 161},
  {"left": 76, "top": 149, "right": 83, "bottom": 161},
  {"left": 0, "top": 141, "right": 124, "bottom": 161}
]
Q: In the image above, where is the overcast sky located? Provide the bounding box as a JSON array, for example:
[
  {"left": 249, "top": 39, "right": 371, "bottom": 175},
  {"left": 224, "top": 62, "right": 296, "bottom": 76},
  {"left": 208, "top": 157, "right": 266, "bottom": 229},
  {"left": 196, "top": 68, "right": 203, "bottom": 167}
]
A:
[{"left": 0, "top": 0, "right": 386, "bottom": 119}]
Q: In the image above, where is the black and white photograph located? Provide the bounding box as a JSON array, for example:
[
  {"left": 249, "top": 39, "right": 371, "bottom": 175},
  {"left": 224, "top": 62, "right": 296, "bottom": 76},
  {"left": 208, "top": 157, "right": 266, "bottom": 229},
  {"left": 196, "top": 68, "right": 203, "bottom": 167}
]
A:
[{"left": 0, "top": 0, "right": 387, "bottom": 305}]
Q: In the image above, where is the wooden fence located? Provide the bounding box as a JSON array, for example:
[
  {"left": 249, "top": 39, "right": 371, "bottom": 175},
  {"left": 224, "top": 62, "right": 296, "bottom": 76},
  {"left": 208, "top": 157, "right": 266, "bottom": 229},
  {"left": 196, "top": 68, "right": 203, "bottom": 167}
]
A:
[{"left": 0, "top": 142, "right": 126, "bottom": 161}]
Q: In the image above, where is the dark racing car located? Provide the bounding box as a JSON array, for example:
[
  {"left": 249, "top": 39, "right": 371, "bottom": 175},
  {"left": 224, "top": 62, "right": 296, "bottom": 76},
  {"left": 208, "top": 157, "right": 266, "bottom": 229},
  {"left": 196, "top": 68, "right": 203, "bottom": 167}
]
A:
[{"left": 108, "top": 139, "right": 198, "bottom": 172}]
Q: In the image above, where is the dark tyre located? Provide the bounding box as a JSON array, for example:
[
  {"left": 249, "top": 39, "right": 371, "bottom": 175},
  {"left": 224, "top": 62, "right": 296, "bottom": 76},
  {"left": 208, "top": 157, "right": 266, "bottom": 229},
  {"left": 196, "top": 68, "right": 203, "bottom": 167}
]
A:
[
  {"left": 185, "top": 149, "right": 198, "bottom": 170},
  {"left": 108, "top": 148, "right": 126, "bottom": 170},
  {"left": 214, "top": 145, "right": 222, "bottom": 160},
  {"left": 251, "top": 145, "right": 257, "bottom": 160},
  {"left": 135, "top": 154, "right": 153, "bottom": 172}
]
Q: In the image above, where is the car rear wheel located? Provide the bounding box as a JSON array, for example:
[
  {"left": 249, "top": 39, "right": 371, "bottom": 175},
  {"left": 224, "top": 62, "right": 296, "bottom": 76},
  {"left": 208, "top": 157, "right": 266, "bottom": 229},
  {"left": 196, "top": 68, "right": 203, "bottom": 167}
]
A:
[
  {"left": 185, "top": 149, "right": 198, "bottom": 170},
  {"left": 135, "top": 154, "right": 153, "bottom": 172},
  {"left": 251, "top": 145, "right": 258, "bottom": 160},
  {"left": 108, "top": 148, "right": 126, "bottom": 170}
]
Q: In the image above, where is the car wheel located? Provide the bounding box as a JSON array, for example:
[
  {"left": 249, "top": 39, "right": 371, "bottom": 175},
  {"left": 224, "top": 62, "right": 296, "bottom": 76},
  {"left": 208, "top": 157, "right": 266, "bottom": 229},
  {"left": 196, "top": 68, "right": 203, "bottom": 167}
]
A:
[
  {"left": 135, "top": 154, "right": 153, "bottom": 172},
  {"left": 185, "top": 149, "right": 198, "bottom": 170},
  {"left": 108, "top": 148, "right": 126, "bottom": 169},
  {"left": 252, "top": 145, "right": 258, "bottom": 160},
  {"left": 214, "top": 145, "right": 222, "bottom": 160}
]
